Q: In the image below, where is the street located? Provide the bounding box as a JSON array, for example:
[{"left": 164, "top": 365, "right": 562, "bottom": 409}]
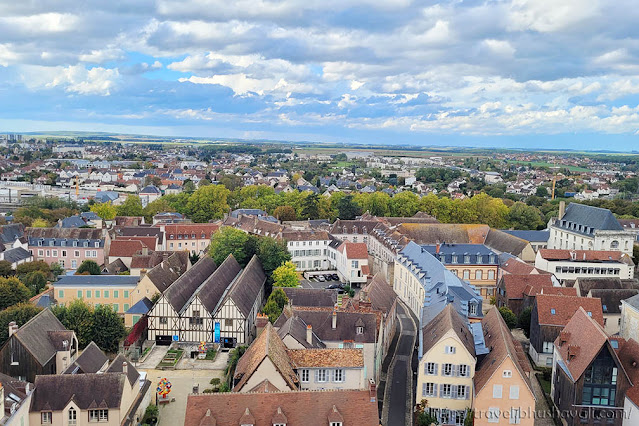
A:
[{"left": 383, "top": 302, "right": 418, "bottom": 426}]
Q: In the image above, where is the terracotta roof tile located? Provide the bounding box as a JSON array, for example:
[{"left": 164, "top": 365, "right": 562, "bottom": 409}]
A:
[
  {"left": 337, "top": 241, "right": 368, "bottom": 259},
  {"left": 108, "top": 239, "right": 147, "bottom": 258},
  {"left": 536, "top": 294, "right": 604, "bottom": 327},
  {"left": 287, "top": 348, "right": 364, "bottom": 368},
  {"left": 501, "top": 258, "right": 538, "bottom": 275},
  {"left": 501, "top": 274, "right": 554, "bottom": 300},
  {"left": 538, "top": 249, "right": 623, "bottom": 262}
]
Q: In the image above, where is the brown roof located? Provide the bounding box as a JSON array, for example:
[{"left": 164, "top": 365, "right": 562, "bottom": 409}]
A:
[
  {"left": 589, "top": 289, "right": 639, "bottom": 314},
  {"left": 246, "top": 379, "right": 282, "bottom": 393},
  {"left": 226, "top": 255, "right": 266, "bottom": 317},
  {"left": 145, "top": 251, "right": 190, "bottom": 293},
  {"left": 501, "top": 274, "right": 554, "bottom": 300},
  {"left": 576, "top": 277, "right": 639, "bottom": 297},
  {"left": 287, "top": 348, "right": 364, "bottom": 368},
  {"left": 281, "top": 230, "right": 331, "bottom": 241},
  {"left": 538, "top": 287, "right": 578, "bottom": 296},
  {"left": 184, "top": 390, "right": 380, "bottom": 426},
  {"left": 276, "top": 316, "right": 325, "bottom": 349},
  {"left": 553, "top": 307, "right": 611, "bottom": 381},
  {"left": 337, "top": 241, "right": 368, "bottom": 259},
  {"left": 474, "top": 307, "right": 535, "bottom": 396},
  {"left": 422, "top": 304, "right": 475, "bottom": 358},
  {"left": 360, "top": 273, "right": 397, "bottom": 315},
  {"left": 162, "top": 223, "right": 219, "bottom": 239},
  {"left": 617, "top": 338, "right": 639, "bottom": 405},
  {"left": 31, "top": 373, "right": 127, "bottom": 411},
  {"left": 280, "top": 287, "right": 337, "bottom": 308},
  {"left": 108, "top": 239, "right": 148, "bottom": 258},
  {"left": 538, "top": 249, "right": 623, "bottom": 262},
  {"left": 233, "top": 323, "right": 298, "bottom": 391},
  {"left": 163, "top": 256, "right": 217, "bottom": 312},
  {"left": 398, "top": 223, "right": 490, "bottom": 244},
  {"left": 197, "top": 254, "right": 242, "bottom": 313},
  {"left": 117, "top": 235, "right": 157, "bottom": 251},
  {"left": 26, "top": 227, "right": 103, "bottom": 240},
  {"left": 501, "top": 258, "right": 538, "bottom": 275},
  {"left": 535, "top": 294, "right": 604, "bottom": 326}
]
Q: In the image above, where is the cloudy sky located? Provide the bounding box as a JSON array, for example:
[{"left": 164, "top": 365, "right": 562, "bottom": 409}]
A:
[{"left": 2, "top": 0, "right": 639, "bottom": 150}]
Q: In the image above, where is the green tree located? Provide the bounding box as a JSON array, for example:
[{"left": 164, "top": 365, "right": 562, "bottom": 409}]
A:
[
  {"left": 52, "top": 299, "right": 95, "bottom": 349},
  {"left": 76, "top": 260, "right": 101, "bottom": 275},
  {"left": 31, "top": 218, "right": 49, "bottom": 227},
  {"left": 518, "top": 306, "right": 532, "bottom": 338},
  {"left": 0, "top": 277, "right": 31, "bottom": 310},
  {"left": 336, "top": 194, "right": 362, "bottom": 220},
  {"left": 0, "top": 261, "right": 12, "bottom": 277},
  {"left": 535, "top": 186, "right": 549, "bottom": 197},
  {"left": 21, "top": 271, "right": 48, "bottom": 296},
  {"left": 209, "top": 227, "right": 251, "bottom": 266},
  {"left": 508, "top": 202, "right": 545, "bottom": 230},
  {"left": 92, "top": 304, "right": 127, "bottom": 353},
  {"left": 186, "top": 185, "right": 230, "bottom": 222},
  {"left": 90, "top": 202, "right": 117, "bottom": 220},
  {"left": 273, "top": 205, "right": 297, "bottom": 221},
  {"left": 0, "top": 303, "right": 42, "bottom": 345},
  {"left": 17, "top": 261, "right": 51, "bottom": 277},
  {"left": 390, "top": 191, "right": 420, "bottom": 217},
  {"left": 272, "top": 261, "right": 299, "bottom": 288},
  {"left": 183, "top": 179, "right": 196, "bottom": 193},
  {"left": 116, "top": 195, "right": 144, "bottom": 217},
  {"left": 262, "top": 288, "right": 289, "bottom": 323},
  {"left": 256, "top": 237, "right": 291, "bottom": 284},
  {"left": 300, "top": 193, "right": 320, "bottom": 220},
  {"left": 143, "top": 197, "right": 175, "bottom": 223},
  {"left": 499, "top": 306, "right": 518, "bottom": 329}
]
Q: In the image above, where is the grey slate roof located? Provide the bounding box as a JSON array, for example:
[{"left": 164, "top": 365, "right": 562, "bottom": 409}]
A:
[
  {"left": 55, "top": 275, "right": 139, "bottom": 287},
  {"left": 557, "top": 203, "right": 623, "bottom": 234},
  {"left": 10, "top": 309, "right": 71, "bottom": 366},
  {"left": 227, "top": 255, "right": 266, "bottom": 317},
  {"left": 63, "top": 341, "right": 108, "bottom": 374},
  {"left": 102, "top": 258, "right": 129, "bottom": 274},
  {"left": 106, "top": 354, "right": 140, "bottom": 386},
  {"left": 624, "top": 293, "right": 639, "bottom": 310},
  {"left": 125, "top": 297, "right": 154, "bottom": 315},
  {"left": 197, "top": 255, "right": 242, "bottom": 313},
  {"left": 501, "top": 230, "right": 550, "bottom": 242},
  {"left": 0, "top": 224, "right": 25, "bottom": 244},
  {"left": 58, "top": 215, "right": 88, "bottom": 228},
  {"left": 277, "top": 316, "right": 326, "bottom": 349},
  {"left": 484, "top": 228, "right": 529, "bottom": 256},
  {"left": 145, "top": 251, "right": 190, "bottom": 293},
  {"left": 26, "top": 227, "right": 103, "bottom": 246},
  {"left": 421, "top": 304, "right": 475, "bottom": 359},
  {"left": 589, "top": 289, "right": 639, "bottom": 314},
  {"left": 3, "top": 247, "right": 32, "bottom": 263},
  {"left": 31, "top": 373, "right": 126, "bottom": 411},
  {"left": 280, "top": 288, "right": 337, "bottom": 308},
  {"left": 421, "top": 243, "right": 498, "bottom": 265},
  {"left": 285, "top": 308, "right": 378, "bottom": 344},
  {"left": 361, "top": 274, "right": 397, "bottom": 315},
  {"left": 164, "top": 256, "right": 217, "bottom": 312}
]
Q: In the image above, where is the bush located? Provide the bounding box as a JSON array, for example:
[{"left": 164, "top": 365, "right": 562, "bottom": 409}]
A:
[
  {"left": 518, "top": 307, "right": 532, "bottom": 338},
  {"left": 499, "top": 306, "right": 518, "bottom": 329}
]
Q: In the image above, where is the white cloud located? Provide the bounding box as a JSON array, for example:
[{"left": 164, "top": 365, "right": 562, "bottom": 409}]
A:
[
  {"left": 0, "top": 44, "right": 19, "bottom": 67},
  {"left": 482, "top": 39, "right": 516, "bottom": 57},
  {"left": 22, "top": 65, "right": 120, "bottom": 96},
  {"left": 508, "top": 0, "right": 600, "bottom": 33},
  {"left": 79, "top": 48, "right": 124, "bottom": 64},
  {"left": 0, "top": 13, "right": 79, "bottom": 33}
]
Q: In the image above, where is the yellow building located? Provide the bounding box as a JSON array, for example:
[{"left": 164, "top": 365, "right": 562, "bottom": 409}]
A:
[
  {"left": 54, "top": 275, "right": 139, "bottom": 315},
  {"left": 417, "top": 305, "right": 476, "bottom": 425}
]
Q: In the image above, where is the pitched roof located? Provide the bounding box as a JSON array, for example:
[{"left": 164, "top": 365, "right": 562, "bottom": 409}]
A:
[
  {"left": 3, "top": 247, "right": 32, "bottom": 264},
  {"left": 589, "top": 289, "right": 639, "bottom": 314},
  {"left": 105, "top": 354, "right": 140, "bottom": 386},
  {"left": 484, "top": 228, "right": 530, "bottom": 256},
  {"left": 26, "top": 227, "right": 102, "bottom": 240},
  {"left": 398, "top": 223, "right": 490, "bottom": 244},
  {"left": 233, "top": 323, "right": 298, "bottom": 391},
  {"left": 501, "top": 230, "right": 550, "bottom": 242},
  {"left": 162, "top": 223, "right": 220, "bottom": 239},
  {"left": 63, "top": 341, "right": 108, "bottom": 374},
  {"left": 31, "top": 373, "right": 126, "bottom": 411},
  {"left": 559, "top": 203, "right": 623, "bottom": 232},
  {"left": 535, "top": 294, "right": 604, "bottom": 327},
  {"left": 360, "top": 273, "right": 397, "bottom": 315},
  {"left": 9, "top": 309, "right": 71, "bottom": 366},
  {"left": 287, "top": 348, "right": 364, "bottom": 368},
  {"left": 281, "top": 230, "right": 331, "bottom": 241},
  {"left": 276, "top": 316, "right": 325, "bottom": 349},
  {"left": 125, "top": 297, "right": 154, "bottom": 315},
  {"left": 617, "top": 338, "right": 639, "bottom": 406},
  {"left": 55, "top": 275, "right": 139, "bottom": 287},
  {"left": 286, "top": 307, "right": 378, "bottom": 343},
  {"left": 163, "top": 256, "right": 217, "bottom": 312},
  {"left": 501, "top": 258, "right": 539, "bottom": 275},
  {"left": 553, "top": 307, "right": 611, "bottom": 381},
  {"left": 226, "top": 255, "right": 266, "bottom": 317},
  {"left": 501, "top": 274, "right": 555, "bottom": 300},
  {"left": 474, "top": 307, "right": 534, "bottom": 395},
  {"left": 102, "top": 258, "right": 129, "bottom": 274},
  {"left": 145, "top": 251, "right": 190, "bottom": 293},
  {"left": 538, "top": 249, "right": 624, "bottom": 262},
  {"left": 537, "top": 286, "right": 578, "bottom": 296},
  {"left": 576, "top": 277, "right": 639, "bottom": 296},
  {"left": 337, "top": 241, "right": 368, "bottom": 259},
  {"left": 108, "top": 239, "right": 148, "bottom": 258},
  {"left": 197, "top": 255, "right": 242, "bottom": 313},
  {"left": 185, "top": 390, "right": 380, "bottom": 426},
  {"left": 421, "top": 304, "right": 475, "bottom": 359},
  {"left": 280, "top": 287, "right": 337, "bottom": 308}
]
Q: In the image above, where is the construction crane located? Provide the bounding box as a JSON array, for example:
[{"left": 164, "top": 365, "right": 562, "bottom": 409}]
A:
[{"left": 550, "top": 164, "right": 559, "bottom": 200}]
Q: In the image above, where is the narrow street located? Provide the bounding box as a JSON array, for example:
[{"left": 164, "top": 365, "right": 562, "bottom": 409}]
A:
[{"left": 383, "top": 302, "right": 418, "bottom": 426}]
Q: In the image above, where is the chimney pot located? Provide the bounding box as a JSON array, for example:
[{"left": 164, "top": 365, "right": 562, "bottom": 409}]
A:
[
  {"left": 306, "top": 324, "right": 313, "bottom": 345},
  {"left": 122, "top": 361, "right": 128, "bottom": 375},
  {"left": 332, "top": 310, "right": 337, "bottom": 329}
]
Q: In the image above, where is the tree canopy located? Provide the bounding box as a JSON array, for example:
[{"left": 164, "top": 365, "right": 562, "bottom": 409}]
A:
[
  {"left": 272, "top": 261, "right": 299, "bottom": 288},
  {"left": 76, "top": 260, "right": 101, "bottom": 275}
]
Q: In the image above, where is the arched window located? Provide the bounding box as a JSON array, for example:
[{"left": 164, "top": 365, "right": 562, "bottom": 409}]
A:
[
  {"left": 488, "top": 270, "right": 495, "bottom": 280},
  {"left": 68, "top": 407, "right": 77, "bottom": 425},
  {"left": 475, "top": 270, "right": 483, "bottom": 280},
  {"left": 463, "top": 270, "right": 470, "bottom": 280},
  {"left": 611, "top": 240, "right": 619, "bottom": 249}
]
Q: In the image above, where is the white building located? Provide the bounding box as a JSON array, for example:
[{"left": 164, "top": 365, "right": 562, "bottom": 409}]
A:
[
  {"left": 535, "top": 249, "right": 634, "bottom": 281},
  {"left": 282, "top": 230, "right": 332, "bottom": 271},
  {"left": 329, "top": 240, "right": 370, "bottom": 286}
]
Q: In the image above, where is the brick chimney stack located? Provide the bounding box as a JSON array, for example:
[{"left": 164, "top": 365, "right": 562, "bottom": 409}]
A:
[
  {"left": 306, "top": 324, "right": 313, "bottom": 345},
  {"left": 256, "top": 313, "right": 269, "bottom": 336}
]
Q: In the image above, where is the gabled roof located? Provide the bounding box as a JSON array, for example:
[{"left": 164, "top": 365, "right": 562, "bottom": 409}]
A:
[
  {"left": 233, "top": 323, "right": 298, "bottom": 391},
  {"left": 108, "top": 239, "right": 149, "bottom": 258},
  {"left": 8, "top": 309, "right": 71, "bottom": 366},
  {"left": 31, "top": 373, "right": 126, "bottom": 411},
  {"left": 337, "top": 241, "right": 368, "bottom": 259},
  {"left": 63, "top": 341, "right": 108, "bottom": 375},
  {"left": 535, "top": 294, "right": 604, "bottom": 327},
  {"left": 276, "top": 316, "right": 325, "bottom": 349},
  {"left": 360, "top": 273, "right": 397, "bottom": 315},
  {"left": 55, "top": 275, "right": 139, "bottom": 287},
  {"left": 287, "top": 348, "right": 364, "bottom": 368},
  {"left": 197, "top": 255, "right": 242, "bottom": 313},
  {"left": 106, "top": 354, "right": 140, "bottom": 386},
  {"left": 421, "top": 304, "right": 475, "bottom": 359},
  {"left": 484, "top": 228, "right": 530, "bottom": 256},
  {"left": 3, "top": 247, "right": 32, "bottom": 264},
  {"left": 26, "top": 227, "right": 102, "bottom": 240},
  {"left": 589, "top": 289, "right": 639, "bottom": 314},
  {"left": 163, "top": 257, "right": 217, "bottom": 312},
  {"left": 500, "top": 257, "right": 539, "bottom": 275},
  {"left": 554, "top": 307, "right": 617, "bottom": 382},
  {"left": 280, "top": 287, "right": 337, "bottom": 308},
  {"left": 501, "top": 230, "right": 550, "bottom": 242},
  {"left": 474, "top": 307, "right": 534, "bottom": 396},
  {"left": 576, "top": 277, "right": 639, "bottom": 296},
  {"left": 102, "top": 258, "right": 129, "bottom": 274},
  {"left": 283, "top": 307, "right": 378, "bottom": 343},
  {"left": 145, "top": 251, "right": 190, "bottom": 293},
  {"left": 501, "top": 274, "right": 554, "bottom": 300},
  {"left": 125, "top": 297, "right": 154, "bottom": 315},
  {"left": 558, "top": 203, "right": 623, "bottom": 232},
  {"left": 538, "top": 249, "right": 624, "bottom": 262},
  {"left": 226, "top": 255, "right": 266, "bottom": 317},
  {"left": 617, "top": 338, "right": 639, "bottom": 406}
]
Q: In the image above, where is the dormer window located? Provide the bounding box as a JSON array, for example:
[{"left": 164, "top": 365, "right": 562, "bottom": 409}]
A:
[
  {"left": 551, "top": 309, "right": 556, "bottom": 315},
  {"left": 464, "top": 255, "right": 470, "bottom": 264},
  {"left": 356, "top": 326, "right": 364, "bottom": 335},
  {"left": 73, "top": 241, "right": 77, "bottom": 247},
  {"left": 49, "top": 240, "right": 54, "bottom": 246}
]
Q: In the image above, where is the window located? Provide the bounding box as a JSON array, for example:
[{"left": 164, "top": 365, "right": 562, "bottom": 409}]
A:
[
  {"left": 71, "top": 260, "right": 77, "bottom": 269},
  {"left": 62, "top": 250, "right": 67, "bottom": 257},
  {"left": 41, "top": 412, "right": 52, "bottom": 424},
  {"left": 445, "top": 346, "right": 456, "bottom": 354},
  {"left": 488, "top": 408, "right": 500, "bottom": 423},
  {"left": 443, "top": 363, "right": 453, "bottom": 376},
  {"left": 463, "top": 270, "right": 470, "bottom": 279},
  {"left": 95, "top": 290, "right": 100, "bottom": 298},
  {"left": 68, "top": 408, "right": 77, "bottom": 425},
  {"left": 77, "top": 290, "right": 83, "bottom": 298},
  {"left": 74, "top": 251, "right": 80, "bottom": 257},
  {"left": 316, "top": 369, "right": 327, "bottom": 382},
  {"left": 464, "top": 255, "right": 470, "bottom": 264},
  {"left": 469, "top": 303, "right": 477, "bottom": 316},
  {"left": 351, "top": 260, "right": 359, "bottom": 268},
  {"left": 58, "top": 290, "right": 64, "bottom": 298},
  {"left": 550, "top": 308, "right": 556, "bottom": 315},
  {"left": 356, "top": 326, "right": 364, "bottom": 335},
  {"left": 422, "top": 382, "right": 435, "bottom": 397},
  {"left": 52, "top": 250, "right": 58, "bottom": 257},
  {"left": 503, "top": 370, "right": 512, "bottom": 378},
  {"left": 542, "top": 341, "right": 554, "bottom": 354},
  {"left": 104, "top": 290, "right": 109, "bottom": 298},
  {"left": 509, "top": 408, "right": 521, "bottom": 424},
  {"left": 86, "top": 290, "right": 92, "bottom": 298},
  {"left": 425, "top": 362, "right": 437, "bottom": 375},
  {"left": 509, "top": 385, "right": 520, "bottom": 399},
  {"left": 301, "top": 369, "right": 309, "bottom": 382},
  {"left": 38, "top": 249, "right": 44, "bottom": 256},
  {"left": 190, "top": 310, "right": 203, "bottom": 325},
  {"left": 124, "top": 304, "right": 129, "bottom": 312},
  {"left": 459, "top": 364, "right": 469, "bottom": 377},
  {"left": 330, "top": 423, "right": 342, "bottom": 426},
  {"left": 113, "top": 290, "right": 119, "bottom": 298},
  {"left": 457, "top": 385, "right": 467, "bottom": 399},
  {"left": 225, "top": 319, "right": 233, "bottom": 327},
  {"left": 493, "top": 384, "right": 503, "bottom": 398},
  {"left": 112, "top": 304, "right": 118, "bottom": 312},
  {"left": 334, "top": 369, "right": 344, "bottom": 382},
  {"left": 441, "top": 384, "right": 452, "bottom": 398},
  {"left": 124, "top": 290, "right": 129, "bottom": 298},
  {"left": 488, "top": 270, "right": 495, "bottom": 280},
  {"left": 475, "top": 270, "right": 482, "bottom": 280},
  {"left": 89, "top": 409, "right": 108, "bottom": 422},
  {"left": 159, "top": 317, "right": 167, "bottom": 324}
]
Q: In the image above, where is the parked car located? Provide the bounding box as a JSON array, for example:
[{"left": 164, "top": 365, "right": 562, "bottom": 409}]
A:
[
  {"left": 331, "top": 274, "right": 339, "bottom": 281},
  {"left": 326, "top": 283, "right": 343, "bottom": 290},
  {"left": 324, "top": 274, "right": 333, "bottom": 280},
  {"left": 317, "top": 275, "right": 325, "bottom": 282}
]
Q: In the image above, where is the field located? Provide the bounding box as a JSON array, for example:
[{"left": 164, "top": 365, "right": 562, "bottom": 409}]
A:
[{"left": 506, "top": 160, "right": 591, "bottom": 172}]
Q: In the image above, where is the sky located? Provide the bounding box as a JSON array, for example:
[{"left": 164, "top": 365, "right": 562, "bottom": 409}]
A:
[{"left": 2, "top": 0, "right": 639, "bottom": 151}]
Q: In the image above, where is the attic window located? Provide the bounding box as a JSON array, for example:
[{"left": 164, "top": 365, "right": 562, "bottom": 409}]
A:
[
  {"left": 356, "top": 326, "right": 364, "bottom": 335},
  {"left": 551, "top": 309, "right": 556, "bottom": 315},
  {"left": 587, "top": 311, "right": 592, "bottom": 317},
  {"left": 603, "top": 305, "right": 608, "bottom": 312}
]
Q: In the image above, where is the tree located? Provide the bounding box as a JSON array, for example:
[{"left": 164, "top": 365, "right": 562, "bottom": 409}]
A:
[
  {"left": 272, "top": 261, "right": 299, "bottom": 288},
  {"left": 183, "top": 179, "right": 196, "bottom": 193},
  {"left": 116, "top": 195, "right": 144, "bottom": 217},
  {"left": 535, "top": 186, "right": 549, "bottom": 197},
  {"left": 414, "top": 399, "right": 439, "bottom": 426},
  {"left": 52, "top": 299, "right": 94, "bottom": 348},
  {"left": 0, "top": 261, "right": 12, "bottom": 277},
  {"left": 390, "top": 191, "right": 420, "bottom": 217},
  {"left": 256, "top": 237, "right": 291, "bottom": 292},
  {"left": 76, "top": 260, "right": 101, "bottom": 275},
  {"left": 300, "top": 193, "right": 320, "bottom": 220},
  {"left": 336, "top": 194, "right": 362, "bottom": 220},
  {"left": 262, "top": 288, "right": 289, "bottom": 323},
  {"left": 31, "top": 218, "right": 49, "bottom": 227},
  {"left": 273, "top": 205, "right": 297, "bottom": 221},
  {"left": 518, "top": 307, "right": 532, "bottom": 338},
  {"left": 209, "top": 227, "right": 251, "bottom": 266},
  {"left": 21, "top": 271, "right": 48, "bottom": 296},
  {"left": 90, "top": 202, "right": 117, "bottom": 220},
  {"left": 0, "top": 303, "right": 42, "bottom": 345},
  {"left": 91, "top": 304, "right": 127, "bottom": 353},
  {"left": 508, "top": 202, "right": 545, "bottom": 230},
  {"left": 16, "top": 261, "right": 51, "bottom": 277},
  {"left": 498, "top": 306, "right": 518, "bottom": 329},
  {"left": 143, "top": 197, "right": 175, "bottom": 223},
  {"left": 0, "top": 277, "right": 31, "bottom": 310},
  {"left": 186, "top": 185, "right": 230, "bottom": 222}
]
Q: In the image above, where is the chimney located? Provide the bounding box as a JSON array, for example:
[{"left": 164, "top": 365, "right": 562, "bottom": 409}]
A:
[
  {"left": 332, "top": 310, "right": 337, "bottom": 329},
  {"left": 568, "top": 345, "right": 580, "bottom": 360},
  {"left": 256, "top": 313, "right": 269, "bottom": 336},
  {"left": 369, "top": 379, "right": 377, "bottom": 400},
  {"left": 140, "top": 269, "right": 147, "bottom": 279},
  {"left": 435, "top": 242, "right": 441, "bottom": 254},
  {"left": 306, "top": 324, "right": 313, "bottom": 345},
  {"left": 142, "top": 246, "right": 148, "bottom": 256},
  {"left": 122, "top": 361, "right": 128, "bottom": 376},
  {"left": 558, "top": 201, "right": 566, "bottom": 220},
  {"left": 8, "top": 322, "right": 17, "bottom": 338},
  {"left": 559, "top": 331, "right": 570, "bottom": 346}
]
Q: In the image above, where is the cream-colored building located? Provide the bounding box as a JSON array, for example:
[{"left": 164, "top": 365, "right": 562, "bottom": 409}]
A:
[
  {"left": 535, "top": 249, "right": 634, "bottom": 281},
  {"left": 473, "top": 308, "right": 535, "bottom": 426},
  {"left": 620, "top": 293, "right": 639, "bottom": 342},
  {"left": 54, "top": 275, "right": 139, "bottom": 314},
  {"left": 417, "top": 305, "right": 476, "bottom": 425}
]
